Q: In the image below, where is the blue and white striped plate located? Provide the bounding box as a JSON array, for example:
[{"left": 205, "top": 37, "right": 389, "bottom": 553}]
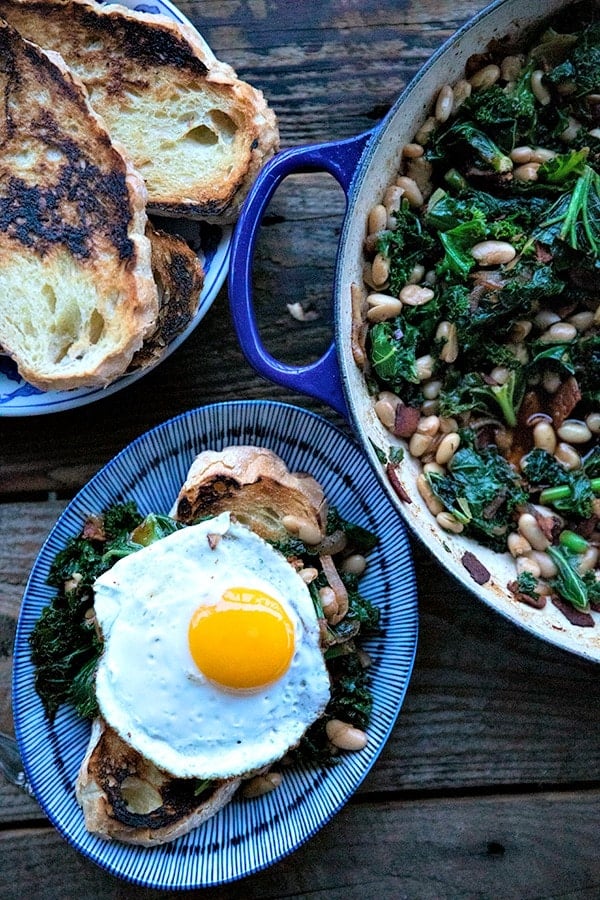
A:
[
  {"left": 0, "top": 0, "right": 229, "bottom": 416},
  {"left": 13, "top": 400, "right": 418, "bottom": 888}
]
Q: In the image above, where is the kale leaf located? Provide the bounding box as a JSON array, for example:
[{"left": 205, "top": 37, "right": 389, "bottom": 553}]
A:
[
  {"left": 523, "top": 448, "right": 596, "bottom": 518},
  {"left": 375, "top": 203, "right": 437, "bottom": 296},
  {"left": 427, "top": 446, "right": 528, "bottom": 550},
  {"left": 439, "top": 369, "right": 526, "bottom": 428}
]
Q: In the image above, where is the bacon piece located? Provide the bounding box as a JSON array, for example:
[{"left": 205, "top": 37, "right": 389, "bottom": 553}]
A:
[
  {"left": 507, "top": 580, "right": 547, "bottom": 609},
  {"left": 392, "top": 404, "right": 420, "bottom": 438},
  {"left": 552, "top": 596, "right": 595, "bottom": 627},
  {"left": 82, "top": 514, "right": 106, "bottom": 542},
  {"left": 461, "top": 551, "right": 490, "bottom": 585},
  {"left": 548, "top": 375, "right": 581, "bottom": 429},
  {"left": 386, "top": 463, "right": 412, "bottom": 503}
]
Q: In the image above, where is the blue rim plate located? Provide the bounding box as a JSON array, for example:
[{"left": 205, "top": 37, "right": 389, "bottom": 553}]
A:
[
  {"left": 0, "top": 0, "right": 230, "bottom": 417},
  {"left": 13, "top": 400, "right": 418, "bottom": 889}
]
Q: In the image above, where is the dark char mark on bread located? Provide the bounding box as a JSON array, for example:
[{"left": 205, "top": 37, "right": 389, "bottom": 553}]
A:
[{"left": 0, "top": 25, "right": 135, "bottom": 262}]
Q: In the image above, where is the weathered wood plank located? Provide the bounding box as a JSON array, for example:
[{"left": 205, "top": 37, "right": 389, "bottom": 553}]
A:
[{"left": 1, "top": 790, "right": 598, "bottom": 899}]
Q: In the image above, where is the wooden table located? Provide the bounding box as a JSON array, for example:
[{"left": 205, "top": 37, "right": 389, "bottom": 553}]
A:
[{"left": 1, "top": 1, "right": 599, "bottom": 897}]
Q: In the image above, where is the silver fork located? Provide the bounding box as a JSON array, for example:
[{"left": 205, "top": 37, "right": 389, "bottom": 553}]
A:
[{"left": 0, "top": 730, "right": 34, "bottom": 796}]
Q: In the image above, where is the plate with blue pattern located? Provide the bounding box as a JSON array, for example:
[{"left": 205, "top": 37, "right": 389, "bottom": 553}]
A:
[
  {"left": 0, "top": 0, "right": 230, "bottom": 417},
  {"left": 13, "top": 400, "right": 418, "bottom": 888}
]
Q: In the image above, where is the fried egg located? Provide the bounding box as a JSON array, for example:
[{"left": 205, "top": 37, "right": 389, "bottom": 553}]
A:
[{"left": 92, "top": 512, "right": 331, "bottom": 780}]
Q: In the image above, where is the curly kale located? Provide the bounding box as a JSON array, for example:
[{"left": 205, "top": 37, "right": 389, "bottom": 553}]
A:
[
  {"left": 375, "top": 202, "right": 438, "bottom": 296},
  {"left": 546, "top": 23, "right": 600, "bottom": 96},
  {"left": 290, "top": 654, "right": 374, "bottom": 767},
  {"left": 30, "top": 503, "right": 186, "bottom": 721},
  {"left": 523, "top": 448, "right": 599, "bottom": 518},
  {"left": 460, "top": 62, "right": 538, "bottom": 148},
  {"left": 439, "top": 369, "right": 526, "bottom": 428},
  {"left": 427, "top": 446, "right": 528, "bottom": 550}
]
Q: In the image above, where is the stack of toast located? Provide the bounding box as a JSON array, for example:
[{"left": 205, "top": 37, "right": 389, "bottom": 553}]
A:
[{"left": 0, "top": 0, "right": 279, "bottom": 391}]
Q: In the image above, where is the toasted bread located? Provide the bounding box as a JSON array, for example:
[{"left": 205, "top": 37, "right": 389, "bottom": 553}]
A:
[
  {"left": 0, "top": 19, "right": 158, "bottom": 391},
  {"left": 76, "top": 718, "right": 241, "bottom": 846},
  {"left": 0, "top": 0, "right": 280, "bottom": 222},
  {"left": 171, "top": 446, "right": 327, "bottom": 543},
  {"left": 129, "top": 223, "right": 204, "bottom": 371}
]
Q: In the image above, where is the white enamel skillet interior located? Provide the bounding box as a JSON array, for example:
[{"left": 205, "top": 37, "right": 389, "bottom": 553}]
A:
[{"left": 228, "top": 0, "right": 600, "bottom": 662}]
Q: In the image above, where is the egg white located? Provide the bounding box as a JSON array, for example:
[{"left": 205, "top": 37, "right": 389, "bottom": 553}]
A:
[{"left": 93, "top": 512, "right": 331, "bottom": 779}]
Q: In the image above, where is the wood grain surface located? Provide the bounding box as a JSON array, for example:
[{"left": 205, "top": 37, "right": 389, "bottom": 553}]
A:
[{"left": 1, "top": 1, "right": 599, "bottom": 898}]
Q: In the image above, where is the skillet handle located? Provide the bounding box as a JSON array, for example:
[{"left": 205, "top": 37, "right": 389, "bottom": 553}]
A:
[{"left": 228, "top": 131, "right": 373, "bottom": 419}]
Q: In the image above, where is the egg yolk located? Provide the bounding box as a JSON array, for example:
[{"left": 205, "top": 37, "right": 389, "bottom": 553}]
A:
[{"left": 188, "top": 587, "right": 295, "bottom": 690}]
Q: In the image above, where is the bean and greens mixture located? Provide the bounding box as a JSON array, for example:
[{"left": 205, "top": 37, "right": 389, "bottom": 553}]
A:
[{"left": 356, "top": 3, "right": 600, "bottom": 626}]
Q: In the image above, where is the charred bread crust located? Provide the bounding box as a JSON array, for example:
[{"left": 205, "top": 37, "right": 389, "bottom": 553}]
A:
[
  {"left": 0, "top": 19, "right": 158, "bottom": 391},
  {"left": 0, "top": 0, "right": 280, "bottom": 222},
  {"left": 76, "top": 718, "right": 241, "bottom": 846},
  {"left": 171, "top": 446, "right": 327, "bottom": 542},
  {"left": 129, "top": 223, "right": 204, "bottom": 370}
]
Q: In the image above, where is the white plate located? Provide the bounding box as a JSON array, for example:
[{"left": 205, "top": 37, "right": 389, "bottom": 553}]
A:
[
  {"left": 0, "top": 0, "right": 231, "bottom": 416},
  {"left": 13, "top": 400, "right": 418, "bottom": 888}
]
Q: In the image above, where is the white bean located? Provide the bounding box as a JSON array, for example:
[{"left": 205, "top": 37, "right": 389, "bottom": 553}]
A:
[
  {"left": 242, "top": 772, "right": 283, "bottom": 799},
  {"left": 414, "top": 116, "right": 437, "bottom": 145},
  {"left": 325, "top": 719, "right": 368, "bottom": 752},
  {"left": 435, "top": 84, "right": 454, "bottom": 123},
  {"left": 368, "top": 203, "right": 387, "bottom": 234},
  {"left": 534, "top": 309, "right": 561, "bottom": 330},
  {"left": 423, "top": 379, "right": 442, "bottom": 400},
  {"left": 366, "top": 293, "right": 403, "bottom": 322},
  {"left": 510, "top": 145, "right": 533, "bottom": 164},
  {"left": 409, "top": 431, "right": 433, "bottom": 457},
  {"left": 435, "top": 432, "right": 460, "bottom": 466},
  {"left": 539, "top": 322, "right": 578, "bottom": 343},
  {"left": 516, "top": 556, "right": 542, "bottom": 578},
  {"left": 371, "top": 252, "right": 390, "bottom": 286},
  {"left": 415, "top": 354, "right": 434, "bottom": 381},
  {"left": 417, "top": 414, "right": 441, "bottom": 437},
  {"left": 518, "top": 513, "right": 550, "bottom": 551},
  {"left": 585, "top": 412, "right": 600, "bottom": 434},
  {"left": 514, "top": 163, "right": 540, "bottom": 182},
  {"left": 452, "top": 79, "right": 472, "bottom": 110},
  {"left": 507, "top": 532, "right": 532, "bottom": 558},
  {"left": 340, "top": 554, "right": 367, "bottom": 577},
  {"left": 528, "top": 550, "right": 558, "bottom": 580},
  {"left": 568, "top": 311, "right": 595, "bottom": 332},
  {"left": 470, "top": 64, "right": 501, "bottom": 90},
  {"left": 533, "top": 421, "right": 557, "bottom": 454},
  {"left": 407, "top": 263, "right": 426, "bottom": 284},
  {"left": 436, "top": 511, "right": 464, "bottom": 533},
  {"left": 557, "top": 420, "right": 592, "bottom": 444},
  {"left": 554, "top": 443, "right": 582, "bottom": 470},
  {"left": 399, "top": 284, "right": 435, "bottom": 306},
  {"left": 577, "top": 546, "right": 599, "bottom": 573},
  {"left": 416, "top": 473, "right": 444, "bottom": 515},
  {"left": 471, "top": 240, "right": 516, "bottom": 266},
  {"left": 395, "top": 175, "right": 423, "bottom": 207},
  {"left": 531, "top": 69, "right": 551, "bottom": 105},
  {"left": 402, "top": 142, "right": 424, "bottom": 158}
]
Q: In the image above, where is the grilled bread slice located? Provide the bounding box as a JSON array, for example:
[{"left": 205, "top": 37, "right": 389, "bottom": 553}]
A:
[
  {"left": 171, "top": 446, "right": 328, "bottom": 544},
  {"left": 0, "top": 19, "right": 158, "bottom": 391},
  {"left": 76, "top": 718, "right": 241, "bottom": 846},
  {"left": 129, "top": 223, "right": 204, "bottom": 371},
  {"left": 0, "top": 0, "right": 280, "bottom": 222}
]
